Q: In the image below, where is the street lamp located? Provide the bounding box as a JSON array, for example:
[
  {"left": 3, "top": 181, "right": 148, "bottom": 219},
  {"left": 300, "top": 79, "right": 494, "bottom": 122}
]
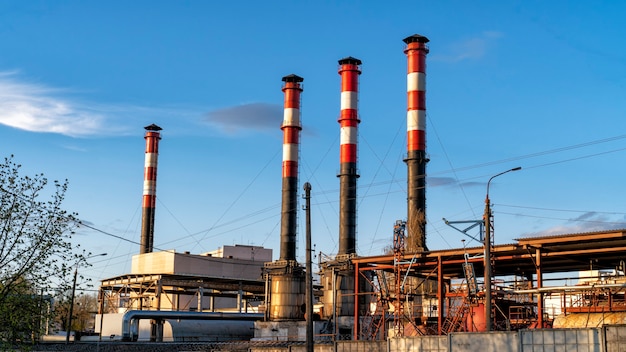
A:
[
  {"left": 484, "top": 167, "right": 520, "bottom": 332},
  {"left": 66, "top": 252, "right": 107, "bottom": 344}
]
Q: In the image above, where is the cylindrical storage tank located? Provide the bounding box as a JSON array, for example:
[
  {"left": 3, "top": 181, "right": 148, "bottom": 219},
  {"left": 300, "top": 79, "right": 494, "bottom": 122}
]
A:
[
  {"left": 319, "top": 269, "right": 371, "bottom": 321},
  {"left": 269, "top": 274, "right": 305, "bottom": 321},
  {"left": 320, "top": 272, "right": 354, "bottom": 317},
  {"left": 465, "top": 303, "right": 487, "bottom": 332}
]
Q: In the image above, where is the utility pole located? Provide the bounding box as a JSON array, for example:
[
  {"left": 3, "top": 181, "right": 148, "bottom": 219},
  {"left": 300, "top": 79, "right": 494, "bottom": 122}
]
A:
[
  {"left": 65, "top": 266, "right": 78, "bottom": 344},
  {"left": 304, "top": 182, "right": 314, "bottom": 352},
  {"left": 66, "top": 253, "right": 107, "bottom": 344}
]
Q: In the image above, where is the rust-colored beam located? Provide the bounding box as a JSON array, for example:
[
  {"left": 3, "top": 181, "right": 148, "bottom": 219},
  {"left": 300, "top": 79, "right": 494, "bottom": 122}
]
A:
[
  {"left": 536, "top": 248, "right": 543, "bottom": 328},
  {"left": 437, "top": 255, "right": 444, "bottom": 335},
  {"left": 354, "top": 261, "right": 360, "bottom": 340},
  {"left": 516, "top": 231, "right": 626, "bottom": 246}
]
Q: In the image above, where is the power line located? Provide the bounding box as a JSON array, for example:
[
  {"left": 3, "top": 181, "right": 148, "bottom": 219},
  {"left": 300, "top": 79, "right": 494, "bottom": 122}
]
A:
[
  {"left": 14, "top": 132, "right": 624, "bottom": 266},
  {"left": 190, "top": 147, "right": 281, "bottom": 253},
  {"left": 497, "top": 211, "right": 626, "bottom": 226},
  {"left": 444, "top": 134, "right": 626, "bottom": 173},
  {"left": 498, "top": 204, "right": 626, "bottom": 216}
]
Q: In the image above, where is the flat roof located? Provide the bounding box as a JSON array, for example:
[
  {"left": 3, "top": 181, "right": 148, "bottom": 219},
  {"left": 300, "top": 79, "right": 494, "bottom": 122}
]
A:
[{"left": 100, "top": 273, "right": 266, "bottom": 295}]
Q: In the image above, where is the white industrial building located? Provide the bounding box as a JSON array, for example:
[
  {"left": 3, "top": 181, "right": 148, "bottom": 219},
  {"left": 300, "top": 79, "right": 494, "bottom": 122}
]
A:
[{"left": 95, "top": 245, "right": 270, "bottom": 341}]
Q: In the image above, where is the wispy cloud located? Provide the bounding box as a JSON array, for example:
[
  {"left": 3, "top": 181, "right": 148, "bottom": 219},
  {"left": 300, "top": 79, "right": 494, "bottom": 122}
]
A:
[
  {"left": 0, "top": 71, "right": 110, "bottom": 137},
  {"left": 520, "top": 212, "right": 626, "bottom": 238},
  {"left": 205, "top": 103, "right": 282, "bottom": 135},
  {"left": 429, "top": 177, "right": 458, "bottom": 187},
  {"left": 0, "top": 71, "right": 282, "bottom": 138},
  {"left": 433, "top": 31, "right": 504, "bottom": 63},
  {"left": 429, "top": 177, "right": 484, "bottom": 189},
  {"left": 0, "top": 71, "right": 198, "bottom": 137}
]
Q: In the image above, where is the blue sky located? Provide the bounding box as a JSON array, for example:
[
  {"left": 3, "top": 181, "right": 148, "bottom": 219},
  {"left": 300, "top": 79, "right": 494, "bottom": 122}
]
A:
[{"left": 1, "top": 1, "right": 626, "bottom": 287}]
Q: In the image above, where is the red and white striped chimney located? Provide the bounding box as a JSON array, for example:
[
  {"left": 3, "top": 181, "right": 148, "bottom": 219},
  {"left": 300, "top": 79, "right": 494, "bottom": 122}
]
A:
[
  {"left": 279, "top": 74, "right": 303, "bottom": 261},
  {"left": 140, "top": 123, "right": 162, "bottom": 254},
  {"left": 404, "top": 34, "right": 429, "bottom": 249},
  {"left": 337, "top": 57, "right": 361, "bottom": 255}
]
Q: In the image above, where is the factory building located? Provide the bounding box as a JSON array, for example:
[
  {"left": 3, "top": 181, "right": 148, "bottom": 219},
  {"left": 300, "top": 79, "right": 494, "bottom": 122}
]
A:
[
  {"left": 91, "top": 34, "right": 626, "bottom": 347},
  {"left": 97, "top": 244, "right": 269, "bottom": 341}
]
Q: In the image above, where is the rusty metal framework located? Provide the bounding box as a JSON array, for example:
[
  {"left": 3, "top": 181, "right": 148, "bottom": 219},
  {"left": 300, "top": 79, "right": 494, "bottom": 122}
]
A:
[
  {"left": 392, "top": 220, "right": 406, "bottom": 336},
  {"left": 98, "top": 273, "right": 266, "bottom": 315},
  {"left": 352, "top": 229, "right": 626, "bottom": 339},
  {"left": 358, "top": 269, "right": 387, "bottom": 340}
]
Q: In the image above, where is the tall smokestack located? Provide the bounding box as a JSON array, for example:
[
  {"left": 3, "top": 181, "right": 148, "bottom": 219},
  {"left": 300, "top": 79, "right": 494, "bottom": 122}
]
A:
[
  {"left": 337, "top": 57, "right": 362, "bottom": 255},
  {"left": 263, "top": 75, "right": 306, "bottom": 322},
  {"left": 279, "top": 74, "right": 303, "bottom": 261},
  {"left": 403, "top": 34, "right": 429, "bottom": 250},
  {"left": 140, "top": 123, "right": 162, "bottom": 254}
]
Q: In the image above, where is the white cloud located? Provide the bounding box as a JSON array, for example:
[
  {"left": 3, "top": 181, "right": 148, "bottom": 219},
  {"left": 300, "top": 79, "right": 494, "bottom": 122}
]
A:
[
  {"left": 0, "top": 71, "right": 199, "bottom": 138},
  {"left": 0, "top": 71, "right": 289, "bottom": 138},
  {"left": 0, "top": 71, "right": 110, "bottom": 137},
  {"left": 432, "top": 31, "right": 504, "bottom": 63}
]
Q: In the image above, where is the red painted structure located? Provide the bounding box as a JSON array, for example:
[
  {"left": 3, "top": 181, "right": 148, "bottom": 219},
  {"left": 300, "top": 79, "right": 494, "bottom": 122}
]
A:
[
  {"left": 403, "top": 34, "right": 429, "bottom": 249},
  {"left": 140, "top": 124, "right": 162, "bottom": 254},
  {"left": 337, "top": 57, "right": 362, "bottom": 255},
  {"left": 279, "top": 74, "right": 304, "bottom": 261}
]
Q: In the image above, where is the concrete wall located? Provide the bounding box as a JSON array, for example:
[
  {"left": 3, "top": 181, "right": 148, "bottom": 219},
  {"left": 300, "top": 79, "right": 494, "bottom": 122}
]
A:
[
  {"left": 387, "top": 328, "right": 611, "bottom": 352},
  {"left": 520, "top": 329, "right": 602, "bottom": 352},
  {"left": 605, "top": 325, "right": 626, "bottom": 352},
  {"left": 389, "top": 336, "right": 447, "bottom": 352},
  {"left": 337, "top": 340, "right": 387, "bottom": 352},
  {"left": 449, "top": 332, "right": 518, "bottom": 352},
  {"left": 35, "top": 325, "right": 626, "bottom": 352}
]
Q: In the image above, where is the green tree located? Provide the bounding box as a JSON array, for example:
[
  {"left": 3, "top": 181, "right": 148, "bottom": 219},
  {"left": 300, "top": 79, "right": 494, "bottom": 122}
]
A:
[
  {"left": 0, "top": 156, "right": 81, "bottom": 347},
  {"left": 0, "top": 278, "right": 49, "bottom": 345},
  {"left": 54, "top": 291, "right": 98, "bottom": 336}
]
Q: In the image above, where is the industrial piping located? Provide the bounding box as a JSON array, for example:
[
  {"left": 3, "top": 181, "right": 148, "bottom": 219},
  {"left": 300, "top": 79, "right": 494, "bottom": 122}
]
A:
[
  {"left": 403, "top": 34, "right": 429, "bottom": 250},
  {"left": 337, "top": 57, "right": 362, "bottom": 255},
  {"left": 279, "top": 74, "right": 303, "bottom": 261},
  {"left": 120, "top": 310, "right": 263, "bottom": 341},
  {"left": 140, "top": 124, "right": 162, "bottom": 254}
]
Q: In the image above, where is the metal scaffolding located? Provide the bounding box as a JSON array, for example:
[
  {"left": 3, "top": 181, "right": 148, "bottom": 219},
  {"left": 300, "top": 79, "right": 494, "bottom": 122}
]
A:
[{"left": 351, "top": 229, "right": 626, "bottom": 339}]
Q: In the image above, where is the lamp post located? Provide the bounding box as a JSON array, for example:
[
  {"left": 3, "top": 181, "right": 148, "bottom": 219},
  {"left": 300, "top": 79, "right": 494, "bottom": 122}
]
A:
[
  {"left": 484, "top": 167, "right": 520, "bottom": 332},
  {"left": 66, "top": 252, "right": 107, "bottom": 344}
]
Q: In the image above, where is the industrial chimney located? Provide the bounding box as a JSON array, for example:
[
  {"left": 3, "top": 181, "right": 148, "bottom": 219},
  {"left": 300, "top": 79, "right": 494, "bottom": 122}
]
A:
[
  {"left": 263, "top": 74, "right": 305, "bottom": 322},
  {"left": 337, "top": 56, "right": 362, "bottom": 255},
  {"left": 140, "top": 123, "right": 162, "bottom": 254},
  {"left": 403, "top": 34, "right": 429, "bottom": 251},
  {"left": 318, "top": 57, "right": 368, "bottom": 335},
  {"left": 279, "top": 74, "right": 303, "bottom": 261}
]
